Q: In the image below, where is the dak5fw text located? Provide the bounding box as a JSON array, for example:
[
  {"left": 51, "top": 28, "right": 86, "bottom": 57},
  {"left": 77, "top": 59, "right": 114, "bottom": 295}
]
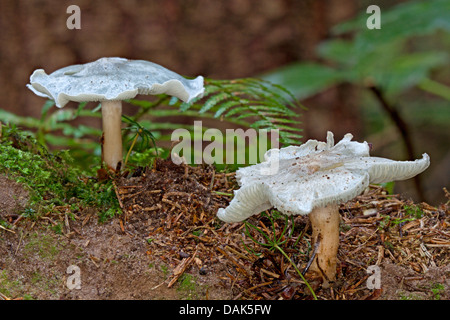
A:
[{"left": 179, "top": 303, "right": 272, "bottom": 317}]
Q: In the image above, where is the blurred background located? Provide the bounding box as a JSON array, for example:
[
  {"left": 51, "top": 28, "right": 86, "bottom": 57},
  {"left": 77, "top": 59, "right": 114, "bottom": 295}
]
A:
[{"left": 0, "top": 0, "right": 448, "bottom": 205}]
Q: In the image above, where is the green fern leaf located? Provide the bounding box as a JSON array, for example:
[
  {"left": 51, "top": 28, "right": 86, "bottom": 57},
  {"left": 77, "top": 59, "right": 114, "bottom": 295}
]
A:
[{"left": 199, "top": 92, "right": 230, "bottom": 113}]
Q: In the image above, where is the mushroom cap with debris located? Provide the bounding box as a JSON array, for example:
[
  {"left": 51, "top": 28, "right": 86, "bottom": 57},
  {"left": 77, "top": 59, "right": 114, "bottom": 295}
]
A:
[
  {"left": 217, "top": 131, "right": 430, "bottom": 223},
  {"left": 27, "top": 57, "right": 205, "bottom": 107}
]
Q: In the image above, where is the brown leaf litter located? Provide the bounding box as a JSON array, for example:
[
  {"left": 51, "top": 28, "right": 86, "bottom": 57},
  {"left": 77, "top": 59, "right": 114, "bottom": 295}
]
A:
[
  {"left": 0, "top": 159, "right": 448, "bottom": 300},
  {"left": 113, "top": 159, "right": 449, "bottom": 300}
]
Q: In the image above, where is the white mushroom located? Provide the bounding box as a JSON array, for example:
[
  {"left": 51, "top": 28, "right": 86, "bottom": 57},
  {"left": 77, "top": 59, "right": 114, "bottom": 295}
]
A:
[
  {"left": 217, "top": 131, "right": 430, "bottom": 285},
  {"left": 27, "top": 57, "right": 204, "bottom": 170}
]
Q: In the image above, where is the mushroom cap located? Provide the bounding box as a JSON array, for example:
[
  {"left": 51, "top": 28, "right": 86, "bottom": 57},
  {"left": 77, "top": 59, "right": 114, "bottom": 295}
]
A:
[
  {"left": 217, "top": 131, "right": 430, "bottom": 223},
  {"left": 27, "top": 57, "right": 204, "bottom": 108}
]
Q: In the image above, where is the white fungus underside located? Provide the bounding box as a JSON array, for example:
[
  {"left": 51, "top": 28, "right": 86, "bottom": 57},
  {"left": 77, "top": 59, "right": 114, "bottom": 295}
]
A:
[{"left": 217, "top": 132, "right": 430, "bottom": 223}]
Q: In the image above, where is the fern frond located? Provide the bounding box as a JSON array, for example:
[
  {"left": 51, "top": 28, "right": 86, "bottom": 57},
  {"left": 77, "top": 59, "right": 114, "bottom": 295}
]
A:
[
  {"left": 178, "top": 78, "right": 304, "bottom": 146},
  {"left": 124, "top": 78, "right": 304, "bottom": 167}
]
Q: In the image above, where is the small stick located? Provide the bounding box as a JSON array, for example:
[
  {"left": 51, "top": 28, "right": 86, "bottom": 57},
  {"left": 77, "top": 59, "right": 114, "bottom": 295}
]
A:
[
  {"left": 168, "top": 248, "right": 198, "bottom": 288},
  {"left": 0, "top": 224, "right": 15, "bottom": 233},
  {"left": 209, "top": 170, "right": 215, "bottom": 191},
  {"left": 302, "top": 237, "right": 320, "bottom": 276}
]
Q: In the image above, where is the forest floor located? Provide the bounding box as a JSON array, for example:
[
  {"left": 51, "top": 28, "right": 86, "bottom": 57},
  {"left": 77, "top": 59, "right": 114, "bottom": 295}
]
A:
[{"left": 0, "top": 159, "right": 449, "bottom": 300}]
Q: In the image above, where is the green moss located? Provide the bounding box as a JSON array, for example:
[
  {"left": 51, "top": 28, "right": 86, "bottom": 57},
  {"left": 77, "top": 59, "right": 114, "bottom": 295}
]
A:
[
  {"left": 23, "top": 233, "right": 61, "bottom": 260},
  {"left": 431, "top": 283, "right": 445, "bottom": 300},
  {"left": 0, "top": 270, "right": 24, "bottom": 298},
  {"left": 0, "top": 124, "right": 121, "bottom": 221},
  {"left": 176, "top": 274, "right": 203, "bottom": 300},
  {"left": 160, "top": 264, "right": 170, "bottom": 278},
  {"left": 399, "top": 292, "right": 425, "bottom": 300},
  {"left": 403, "top": 204, "right": 425, "bottom": 219}
]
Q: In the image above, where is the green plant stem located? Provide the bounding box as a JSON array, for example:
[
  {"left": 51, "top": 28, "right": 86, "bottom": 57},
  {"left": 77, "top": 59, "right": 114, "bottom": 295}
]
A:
[
  {"left": 273, "top": 243, "right": 318, "bottom": 300},
  {"left": 212, "top": 191, "right": 233, "bottom": 196},
  {"left": 123, "top": 133, "right": 139, "bottom": 168},
  {"left": 418, "top": 78, "right": 450, "bottom": 101},
  {"left": 244, "top": 217, "right": 317, "bottom": 299}
]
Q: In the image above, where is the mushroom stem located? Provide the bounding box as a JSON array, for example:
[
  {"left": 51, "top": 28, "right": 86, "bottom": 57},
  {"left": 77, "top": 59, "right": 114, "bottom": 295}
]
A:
[
  {"left": 308, "top": 204, "right": 340, "bottom": 287},
  {"left": 101, "top": 100, "right": 123, "bottom": 170}
]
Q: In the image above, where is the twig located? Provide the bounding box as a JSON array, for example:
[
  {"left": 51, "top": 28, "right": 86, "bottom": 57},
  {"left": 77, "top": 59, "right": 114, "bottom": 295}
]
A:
[
  {"left": 216, "top": 246, "right": 250, "bottom": 277},
  {"left": 0, "top": 292, "right": 11, "bottom": 300},
  {"left": 167, "top": 248, "right": 198, "bottom": 288},
  {"left": 0, "top": 224, "right": 15, "bottom": 233},
  {"left": 15, "top": 231, "right": 26, "bottom": 255},
  {"left": 209, "top": 169, "right": 215, "bottom": 191},
  {"left": 302, "top": 237, "right": 320, "bottom": 276},
  {"left": 236, "top": 281, "right": 274, "bottom": 299},
  {"left": 112, "top": 181, "right": 125, "bottom": 211}
]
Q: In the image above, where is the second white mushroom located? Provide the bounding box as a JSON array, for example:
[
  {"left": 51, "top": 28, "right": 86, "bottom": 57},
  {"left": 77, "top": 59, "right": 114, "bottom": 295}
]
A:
[{"left": 217, "top": 131, "right": 430, "bottom": 286}]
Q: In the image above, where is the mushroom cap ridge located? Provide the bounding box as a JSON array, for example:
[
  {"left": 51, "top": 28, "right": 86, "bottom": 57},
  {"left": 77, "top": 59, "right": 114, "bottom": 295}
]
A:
[
  {"left": 217, "top": 132, "right": 430, "bottom": 223},
  {"left": 27, "top": 57, "right": 204, "bottom": 108}
]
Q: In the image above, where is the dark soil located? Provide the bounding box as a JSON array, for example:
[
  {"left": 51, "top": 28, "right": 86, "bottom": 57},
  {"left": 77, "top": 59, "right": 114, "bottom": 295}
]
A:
[
  {"left": 0, "top": 159, "right": 449, "bottom": 300},
  {"left": 0, "top": 175, "right": 29, "bottom": 219}
]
